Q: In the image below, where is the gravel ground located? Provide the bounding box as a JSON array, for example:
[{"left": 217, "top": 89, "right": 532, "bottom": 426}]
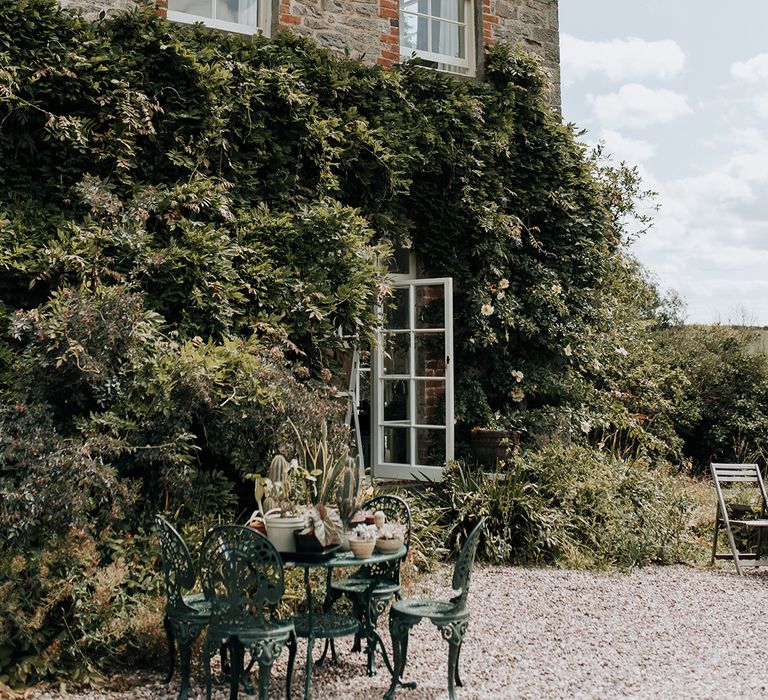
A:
[{"left": 25, "top": 564, "right": 768, "bottom": 700}]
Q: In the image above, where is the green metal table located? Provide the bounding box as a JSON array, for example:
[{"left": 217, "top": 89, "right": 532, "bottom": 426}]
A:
[{"left": 286, "top": 545, "right": 407, "bottom": 700}]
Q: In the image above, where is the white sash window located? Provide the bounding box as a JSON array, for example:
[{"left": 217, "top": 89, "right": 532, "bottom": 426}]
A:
[
  {"left": 400, "top": 0, "right": 475, "bottom": 74},
  {"left": 168, "top": 0, "right": 266, "bottom": 35}
]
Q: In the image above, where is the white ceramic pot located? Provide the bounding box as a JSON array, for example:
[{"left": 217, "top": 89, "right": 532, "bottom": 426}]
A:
[{"left": 264, "top": 511, "right": 306, "bottom": 553}]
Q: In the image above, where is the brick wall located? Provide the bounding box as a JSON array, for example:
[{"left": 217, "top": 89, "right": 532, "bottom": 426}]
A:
[{"left": 58, "top": 0, "right": 560, "bottom": 103}]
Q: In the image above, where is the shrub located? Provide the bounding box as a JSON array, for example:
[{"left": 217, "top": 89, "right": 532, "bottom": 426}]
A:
[
  {"left": 656, "top": 324, "right": 768, "bottom": 471},
  {"left": 0, "top": 528, "right": 164, "bottom": 687},
  {"left": 409, "top": 447, "right": 695, "bottom": 569}
]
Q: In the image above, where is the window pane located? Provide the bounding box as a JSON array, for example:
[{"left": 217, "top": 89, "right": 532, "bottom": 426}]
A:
[
  {"left": 383, "top": 379, "right": 409, "bottom": 422},
  {"left": 415, "top": 284, "right": 445, "bottom": 328},
  {"left": 388, "top": 247, "right": 412, "bottom": 275},
  {"left": 383, "top": 332, "right": 410, "bottom": 375},
  {"left": 415, "top": 332, "right": 445, "bottom": 377},
  {"left": 384, "top": 427, "right": 410, "bottom": 464},
  {"left": 170, "top": 0, "right": 213, "bottom": 17},
  {"left": 416, "top": 379, "right": 445, "bottom": 425},
  {"left": 401, "top": 12, "right": 429, "bottom": 52},
  {"left": 431, "top": 0, "right": 461, "bottom": 21},
  {"left": 385, "top": 287, "right": 410, "bottom": 329},
  {"left": 216, "top": 0, "right": 238, "bottom": 22},
  {"left": 416, "top": 428, "right": 445, "bottom": 466},
  {"left": 431, "top": 19, "right": 464, "bottom": 59}
]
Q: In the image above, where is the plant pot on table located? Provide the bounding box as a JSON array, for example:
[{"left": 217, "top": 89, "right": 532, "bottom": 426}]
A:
[
  {"left": 349, "top": 538, "right": 376, "bottom": 559},
  {"left": 264, "top": 511, "right": 306, "bottom": 553},
  {"left": 294, "top": 530, "right": 326, "bottom": 553},
  {"left": 375, "top": 536, "right": 403, "bottom": 553}
]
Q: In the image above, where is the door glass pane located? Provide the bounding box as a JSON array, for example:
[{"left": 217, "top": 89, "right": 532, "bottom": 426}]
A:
[
  {"left": 389, "top": 248, "right": 412, "bottom": 275},
  {"left": 357, "top": 360, "right": 371, "bottom": 470},
  {"left": 383, "top": 379, "right": 409, "bottom": 422},
  {"left": 384, "top": 427, "right": 410, "bottom": 464},
  {"left": 385, "top": 287, "right": 410, "bottom": 329},
  {"left": 416, "top": 379, "right": 445, "bottom": 425},
  {"left": 416, "top": 428, "right": 445, "bottom": 465},
  {"left": 415, "top": 285, "right": 444, "bottom": 328},
  {"left": 383, "top": 333, "right": 410, "bottom": 375},
  {"left": 415, "top": 332, "right": 445, "bottom": 377},
  {"left": 170, "top": 0, "right": 212, "bottom": 16}
]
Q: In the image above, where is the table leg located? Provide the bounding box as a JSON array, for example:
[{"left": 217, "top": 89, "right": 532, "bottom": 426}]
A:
[
  {"left": 316, "top": 569, "right": 338, "bottom": 666},
  {"left": 303, "top": 567, "right": 314, "bottom": 700}
]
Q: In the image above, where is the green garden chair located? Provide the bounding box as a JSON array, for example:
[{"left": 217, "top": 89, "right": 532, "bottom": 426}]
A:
[
  {"left": 384, "top": 517, "right": 486, "bottom": 700},
  {"left": 320, "top": 495, "right": 412, "bottom": 674},
  {"left": 154, "top": 515, "right": 212, "bottom": 700},
  {"left": 199, "top": 525, "right": 297, "bottom": 700}
]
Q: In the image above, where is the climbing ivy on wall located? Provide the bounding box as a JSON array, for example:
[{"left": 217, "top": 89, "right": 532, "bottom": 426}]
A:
[
  {"left": 0, "top": 0, "right": 684, "bottom": 462},
  {"left": 0, "top": 0, "right": 711, "bottom": 685}
]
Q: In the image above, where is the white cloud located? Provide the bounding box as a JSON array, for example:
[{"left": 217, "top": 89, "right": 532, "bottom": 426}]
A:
[
  {"left": 633, "top": 158, "right": 768, "bottom": 323},
  {"left": 731, "top": 53, "right": 768, "bottom": 83},
  {"left": 561, "top": 34, "right": 685, "bottom": 85},
  {"left": 599, "top": 129, "right": 655, "bottom": 163},
  {"left": 589, "top": 84, "right": 692, "bottom": 129}
]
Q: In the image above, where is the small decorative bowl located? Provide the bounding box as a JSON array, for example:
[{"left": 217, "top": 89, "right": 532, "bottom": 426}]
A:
[
  {"left": 375, "top": 536, "right": 403, "bottom": 553},
  {"left": 349, "top": 537, "right": 376, "bottom": 559}
]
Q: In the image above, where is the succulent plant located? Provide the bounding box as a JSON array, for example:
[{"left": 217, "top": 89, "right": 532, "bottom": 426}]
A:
[{"left": 336, "top": 456, "right": 364, "bottom": 528}]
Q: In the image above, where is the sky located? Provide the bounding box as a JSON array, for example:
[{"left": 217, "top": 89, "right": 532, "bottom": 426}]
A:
[{"left": 558, "top": 1, "right": 768, "bottom": 325}]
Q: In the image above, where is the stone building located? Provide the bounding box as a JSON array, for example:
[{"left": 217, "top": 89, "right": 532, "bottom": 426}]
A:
[
  {"left": 60, "top": 0, "right": 560, "bottom": 106},
  {"left": 58, "top": 0, "right": 560, "bottom": 479}
]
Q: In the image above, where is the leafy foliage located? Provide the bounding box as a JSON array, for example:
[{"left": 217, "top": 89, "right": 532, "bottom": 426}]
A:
[
  {"left": 408, "top": 450, "right": 694, "bottom": 569},
  {"left": 658, "top": 325, "right": 768, "bottom": 470},
  {"left": 0, "top": 0, "right": 752, "bottom": 686}
]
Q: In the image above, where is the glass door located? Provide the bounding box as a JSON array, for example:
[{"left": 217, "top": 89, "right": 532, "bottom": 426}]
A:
[{"left": 372, "top": 278, "right": 454, "bottom": 481}]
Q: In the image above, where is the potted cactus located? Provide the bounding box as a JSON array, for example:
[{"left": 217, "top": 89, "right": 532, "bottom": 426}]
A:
[
  {"left": 247, "top": 454, "right": 306, "bottom": 553},
  {"left": 336, "top": 457, "right": 365, "bottom": 549}
]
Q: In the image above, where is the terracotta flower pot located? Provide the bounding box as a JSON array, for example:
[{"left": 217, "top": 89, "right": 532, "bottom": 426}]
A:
[
  {"left": 349, "top": 537, "right": 376, "bottom": 559},
  {"left": 375, "top": 536, "right": 403, "bottom": 553}
]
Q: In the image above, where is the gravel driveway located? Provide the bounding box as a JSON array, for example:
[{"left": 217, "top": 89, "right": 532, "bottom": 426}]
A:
[{"left": 28, "top": 564, "right": 768, "bottom": 699}]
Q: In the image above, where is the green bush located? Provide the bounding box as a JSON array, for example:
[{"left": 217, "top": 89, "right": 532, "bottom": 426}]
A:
[
  {"left": 657, "top": 324, "right": 768, "bottom": 471},
  {"left": 409, "top": 447, "right": 695, "bottom": 569},
  {"left": 0, "top": 528, "right": 164, "bottom": 687}
]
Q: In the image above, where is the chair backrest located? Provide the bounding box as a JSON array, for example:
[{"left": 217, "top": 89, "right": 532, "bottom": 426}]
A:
[
  {"left": 356, "top": 495, "right": 412, "bottom": 583},
  {"left": 155, "top": 515, "right": 197, "bottom": 611},
  {"left": 199, "top": 525, "right": 285, "bottom": 627},
  {"left": 711, "top": 463, "right": 768, "bottom": 518},
  {"left": 365, "top": 495, "right": 412, "bottom": 550},
  {"left": 451, "top": 517, "right": 486, "bottom": 612}
]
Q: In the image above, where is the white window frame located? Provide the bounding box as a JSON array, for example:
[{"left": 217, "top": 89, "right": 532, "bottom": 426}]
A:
[
  {"left": 372, "top": 277, "right": 454, "bottom": 482},
  {"left": 399, "top": 0, "right": 475, "bottom": 73},
  {"left": 167, "top": 0, "right": 269, "bottom": 36}
]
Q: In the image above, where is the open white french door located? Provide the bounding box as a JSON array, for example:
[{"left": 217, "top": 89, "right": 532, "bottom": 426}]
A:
[{"left": 372, "top": 278, "right": 454, "bottom": 481}]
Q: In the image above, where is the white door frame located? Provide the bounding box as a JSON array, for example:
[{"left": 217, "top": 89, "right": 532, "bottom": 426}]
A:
[{"left": 372, "top": 277, "right": 454, "bottom": 481}]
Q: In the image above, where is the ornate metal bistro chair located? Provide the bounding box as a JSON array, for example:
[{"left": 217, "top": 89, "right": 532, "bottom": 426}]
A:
[
  {"left": 199, "top": 525, "right": 297, "bottom": 700},
  {"left": 155, "top": 515, "right": 212, "bottom": 700},
  {"left": 384, "top": 517, "right": 486, "bottom": 700},
  {"left": 321, "top": 495, "right": 412, "bottom": 674}
]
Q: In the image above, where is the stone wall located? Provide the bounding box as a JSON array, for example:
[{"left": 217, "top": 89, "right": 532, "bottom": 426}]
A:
[
  {"left": 59, "top": 0, "right": 560, "bottom": 103},
  {"left": 489, "top": 0, "right": 560, "bottom": 107},
  {"left": 276, "top": 0, "right": 395, "bottom": 64}
]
